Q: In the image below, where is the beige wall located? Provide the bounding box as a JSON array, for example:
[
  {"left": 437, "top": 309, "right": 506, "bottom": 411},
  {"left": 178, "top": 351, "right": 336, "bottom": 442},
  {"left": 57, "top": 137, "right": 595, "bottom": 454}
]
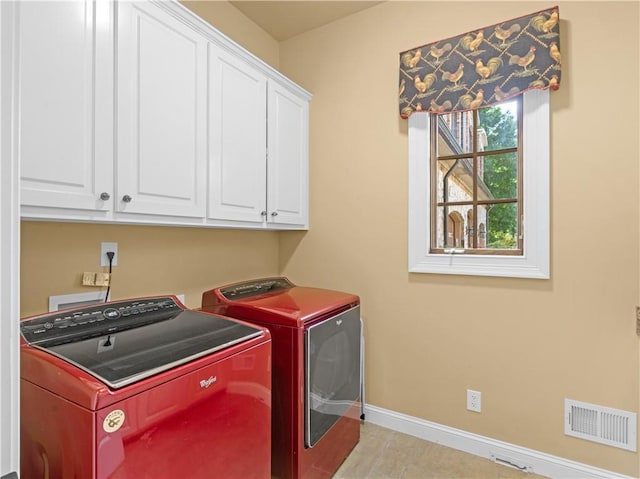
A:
[
  {"left": 21, "top": 222, "right": 279, "bottom": 315},
  {"left": 180, "top": 0, "right": 280, "bottom": 68},
  {"left": 20, "top": 1, "right": 640, "bottom": 477},
  {"left": 278, "top": 1, "right": 640, "bottom": 476}
]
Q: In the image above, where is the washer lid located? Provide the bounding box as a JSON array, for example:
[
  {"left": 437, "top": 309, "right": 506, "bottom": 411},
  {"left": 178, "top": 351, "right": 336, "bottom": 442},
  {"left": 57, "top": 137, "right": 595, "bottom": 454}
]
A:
[{"left": 20, "top": 297, "right": 263, "bottom": 389}]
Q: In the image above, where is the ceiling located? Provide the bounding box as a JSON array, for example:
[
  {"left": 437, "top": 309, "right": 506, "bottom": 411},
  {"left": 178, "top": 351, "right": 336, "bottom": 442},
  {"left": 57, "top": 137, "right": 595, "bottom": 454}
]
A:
[{"left": 228, "top": 1, "right": 383, "bottom": 41}]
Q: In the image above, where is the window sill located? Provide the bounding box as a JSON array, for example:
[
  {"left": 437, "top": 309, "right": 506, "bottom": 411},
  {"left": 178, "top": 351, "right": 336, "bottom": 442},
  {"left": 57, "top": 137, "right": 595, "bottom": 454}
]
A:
[{"left": 409, "top": 253, "right": 549, "bottom": 279}]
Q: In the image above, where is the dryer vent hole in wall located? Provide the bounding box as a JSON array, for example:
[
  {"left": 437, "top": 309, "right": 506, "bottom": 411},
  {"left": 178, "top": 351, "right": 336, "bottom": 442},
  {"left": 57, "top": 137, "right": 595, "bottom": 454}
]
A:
[{"left": 564, "top": 399, "right": 637, "bottom": 451}]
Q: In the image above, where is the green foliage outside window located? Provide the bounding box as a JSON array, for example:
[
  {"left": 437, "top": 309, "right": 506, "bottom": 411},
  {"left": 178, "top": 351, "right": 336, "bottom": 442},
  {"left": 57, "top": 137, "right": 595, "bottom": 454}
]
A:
[{"left": 478, "top": 104, "right": 518, "bottom": 249}]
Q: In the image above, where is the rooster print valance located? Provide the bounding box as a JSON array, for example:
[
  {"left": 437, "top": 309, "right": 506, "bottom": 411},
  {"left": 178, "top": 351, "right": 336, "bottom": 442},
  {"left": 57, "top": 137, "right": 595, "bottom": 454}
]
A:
[{"left": 399, "top": 6, "right": 561, "bottom": 118}]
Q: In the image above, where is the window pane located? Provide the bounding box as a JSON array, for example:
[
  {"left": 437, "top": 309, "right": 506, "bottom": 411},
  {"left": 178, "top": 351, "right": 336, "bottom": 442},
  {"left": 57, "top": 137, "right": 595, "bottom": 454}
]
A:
[
  {"left": 437, "top": 158, "right": 473, "bottom": 203},
  {"left": 485, "top": 203, "right": 519, "bottom": 250},
  {"left": 430, "top": 96, "right": 523, "bottom": 255},
  {"left": 437, "top": 112, "right": 473, "bottom": 155},
  {"left": 478, "top": 152, "right": 518, "bottom": 200},
  {"left": 478, "top": 100, "right": 518, "bottom": 151},
  {"left": 435, "top": 206, "right": 473, "bottom": 249}
]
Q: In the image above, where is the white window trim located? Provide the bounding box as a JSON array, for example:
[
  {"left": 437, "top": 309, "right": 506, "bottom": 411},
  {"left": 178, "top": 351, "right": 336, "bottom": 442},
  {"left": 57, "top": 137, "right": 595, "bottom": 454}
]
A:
[{"left": 408, "top": 88, "right": 550, "bottom": 279}]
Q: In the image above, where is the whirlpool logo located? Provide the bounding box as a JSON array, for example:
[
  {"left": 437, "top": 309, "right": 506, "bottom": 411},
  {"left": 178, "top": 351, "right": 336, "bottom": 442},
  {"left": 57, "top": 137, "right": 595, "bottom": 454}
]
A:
[
  {"left": 199, "top": 375, "right": 217, "bottom": 389},
  {"left": 103, "top": 409, "right": 125, "bottom": 433}
]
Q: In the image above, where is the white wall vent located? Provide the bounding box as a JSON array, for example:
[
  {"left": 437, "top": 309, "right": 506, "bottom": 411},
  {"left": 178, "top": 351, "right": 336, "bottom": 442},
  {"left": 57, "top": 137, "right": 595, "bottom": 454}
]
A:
[{"left": 565, "top": 399, "right": 637, "bottom": 451}]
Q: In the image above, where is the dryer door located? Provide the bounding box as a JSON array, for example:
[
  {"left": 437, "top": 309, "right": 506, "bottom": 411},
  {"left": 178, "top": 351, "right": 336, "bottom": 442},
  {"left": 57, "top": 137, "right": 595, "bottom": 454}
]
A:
[{"left": 304, "top": 305, "right": 361, "bottom": 447}]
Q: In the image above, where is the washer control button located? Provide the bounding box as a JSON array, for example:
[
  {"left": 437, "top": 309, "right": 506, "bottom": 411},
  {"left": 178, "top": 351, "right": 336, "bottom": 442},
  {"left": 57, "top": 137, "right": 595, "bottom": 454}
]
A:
[{"left": 103, "top": 308, "right": 121, "bottom": 320}]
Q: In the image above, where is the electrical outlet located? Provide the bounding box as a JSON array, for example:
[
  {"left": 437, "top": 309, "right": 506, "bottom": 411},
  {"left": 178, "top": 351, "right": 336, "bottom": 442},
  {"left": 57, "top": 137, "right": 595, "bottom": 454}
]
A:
[
  {"left": 467, "top": 389, "right": 481, "bottom": 412},
  {"left": 101, "top": 242, "right": 118, "bottom": 267}
]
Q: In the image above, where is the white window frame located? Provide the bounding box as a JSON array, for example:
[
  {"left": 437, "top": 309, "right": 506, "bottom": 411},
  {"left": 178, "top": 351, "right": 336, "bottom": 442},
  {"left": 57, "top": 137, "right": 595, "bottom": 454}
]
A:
[{"left": 408, "top": 88, "right": 550, "bottom": 279}]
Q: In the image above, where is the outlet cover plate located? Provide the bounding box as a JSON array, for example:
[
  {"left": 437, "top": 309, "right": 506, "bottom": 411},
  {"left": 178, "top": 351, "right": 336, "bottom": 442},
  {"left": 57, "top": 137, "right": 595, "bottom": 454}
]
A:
[
  {"left": 101, "top": 242, "right": 118, "bottom": 267},
  {"left": 467, "top": 389, "right": 481, "bottom": 412}
]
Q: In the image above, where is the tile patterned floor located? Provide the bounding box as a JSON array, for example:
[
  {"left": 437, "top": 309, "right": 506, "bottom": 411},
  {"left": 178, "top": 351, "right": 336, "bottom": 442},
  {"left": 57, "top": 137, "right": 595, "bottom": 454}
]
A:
[{"left": 333, "top": 423, "right": 549, "bottom": 479}]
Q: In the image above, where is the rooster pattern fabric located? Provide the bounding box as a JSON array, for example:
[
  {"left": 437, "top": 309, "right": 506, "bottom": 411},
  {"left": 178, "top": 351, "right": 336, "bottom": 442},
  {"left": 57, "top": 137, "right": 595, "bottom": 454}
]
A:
[{"left": 399, "top": 6, "right": 561, "bottom": 118}]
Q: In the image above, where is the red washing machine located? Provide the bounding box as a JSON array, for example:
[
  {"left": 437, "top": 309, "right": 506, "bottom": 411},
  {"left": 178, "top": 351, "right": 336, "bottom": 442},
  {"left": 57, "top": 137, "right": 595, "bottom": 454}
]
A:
[
  {"left": 20, "top": 296, "right": 271, "bottom": 479},
  {"left": 201, "top": 277, "right": 362, "bottom": 479}
]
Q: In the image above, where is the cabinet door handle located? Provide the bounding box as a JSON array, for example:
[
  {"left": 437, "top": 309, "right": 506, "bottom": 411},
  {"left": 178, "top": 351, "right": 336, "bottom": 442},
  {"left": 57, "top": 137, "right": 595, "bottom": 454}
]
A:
[
  {"left": 99, "top": 192, "right": 111, "bottom": 201},
  {"left": 271, "top": 212, "right": 278, "bottom": 217},
  {"left": 260, "top": 211, "right": 267, "bottom": 216},
  {"left": 122, "top": 195, "right": 132, "bottom": 203}
]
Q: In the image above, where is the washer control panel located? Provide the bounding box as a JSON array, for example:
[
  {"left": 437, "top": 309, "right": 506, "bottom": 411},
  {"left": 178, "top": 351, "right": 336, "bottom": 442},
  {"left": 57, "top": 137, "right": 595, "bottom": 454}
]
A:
[
  {"left": 219, "top": 277, "right": 293, "bottom": 300},
  {"left": 21, "top": 297, "right": 180, "bottom": 346}
]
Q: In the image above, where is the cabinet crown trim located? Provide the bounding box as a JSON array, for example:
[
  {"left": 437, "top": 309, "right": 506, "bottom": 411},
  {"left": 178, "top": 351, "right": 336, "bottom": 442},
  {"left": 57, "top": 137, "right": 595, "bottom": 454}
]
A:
[{"left": 156, "top": 0, "right": 312, "bottom": 101}]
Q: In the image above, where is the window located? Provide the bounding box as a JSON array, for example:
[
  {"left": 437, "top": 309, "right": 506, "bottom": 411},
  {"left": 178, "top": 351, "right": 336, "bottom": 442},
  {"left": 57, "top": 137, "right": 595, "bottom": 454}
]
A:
[
  {"left": 408, "top": 89, "right": 549, "bottom": 279},
  {"left": 432, "top": 96, "right": 522, "bottom": 255}
]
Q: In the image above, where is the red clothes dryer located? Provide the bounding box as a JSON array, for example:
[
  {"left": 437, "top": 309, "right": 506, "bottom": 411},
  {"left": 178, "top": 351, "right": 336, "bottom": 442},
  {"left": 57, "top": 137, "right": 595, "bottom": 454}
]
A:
[
  {"left": 201, "top": 277, "right": 362, "bottom": 479},
  {"left": 20, "top": 296, "right": 271, "bottom": 479}
]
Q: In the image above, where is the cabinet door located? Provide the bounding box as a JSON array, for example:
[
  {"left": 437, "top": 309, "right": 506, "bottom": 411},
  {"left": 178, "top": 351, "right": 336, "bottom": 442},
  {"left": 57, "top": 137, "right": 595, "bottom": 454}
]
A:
[
  {"left": 116, "top": 2, "right": 206, "bottom": 218},
  {"left": 208, "top": 45, "right": 267, "bottom": 223},
  {"left": 267, "top": 82, "right": 309, "bottom": 227},
  {"left": 18, "top": 1, "right": 113, "bottom": 212}
]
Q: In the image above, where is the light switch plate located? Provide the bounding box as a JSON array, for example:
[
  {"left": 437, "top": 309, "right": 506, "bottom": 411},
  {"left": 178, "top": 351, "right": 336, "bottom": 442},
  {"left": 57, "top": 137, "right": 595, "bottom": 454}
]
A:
[
  {"left": 95, "top": 273, "right": 111, "bottom": 287},
  {"left": 82, "top": 272, "right": 96, "bottom": 286}
]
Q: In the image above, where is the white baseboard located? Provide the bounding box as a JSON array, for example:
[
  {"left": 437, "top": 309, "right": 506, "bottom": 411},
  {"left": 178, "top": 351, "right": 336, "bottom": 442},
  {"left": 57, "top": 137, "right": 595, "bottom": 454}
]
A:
[{"left": 363, "top": 404, "right": 635, "bottom": 479}]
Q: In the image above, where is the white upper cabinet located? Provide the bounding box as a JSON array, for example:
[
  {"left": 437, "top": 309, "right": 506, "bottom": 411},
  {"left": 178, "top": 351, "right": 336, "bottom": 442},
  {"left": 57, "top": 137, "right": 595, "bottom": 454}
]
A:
[
  {"left": 16, "top": 0, "right": 311, "bottom": 230},
  {"left": 116, "top": 2, "right": 207, "bottom": 218},
  {"left": 267, "top": 82, "right": 309, "bottom": 227},
  {"left": 208, "top": 48, "right": 309, "bottom": 228},
  {"left": 18, "top": 0, "right": 113, "bottom": 214},
  {"left": 208, "top": 45, "right": 268, "bottom": 223}
]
